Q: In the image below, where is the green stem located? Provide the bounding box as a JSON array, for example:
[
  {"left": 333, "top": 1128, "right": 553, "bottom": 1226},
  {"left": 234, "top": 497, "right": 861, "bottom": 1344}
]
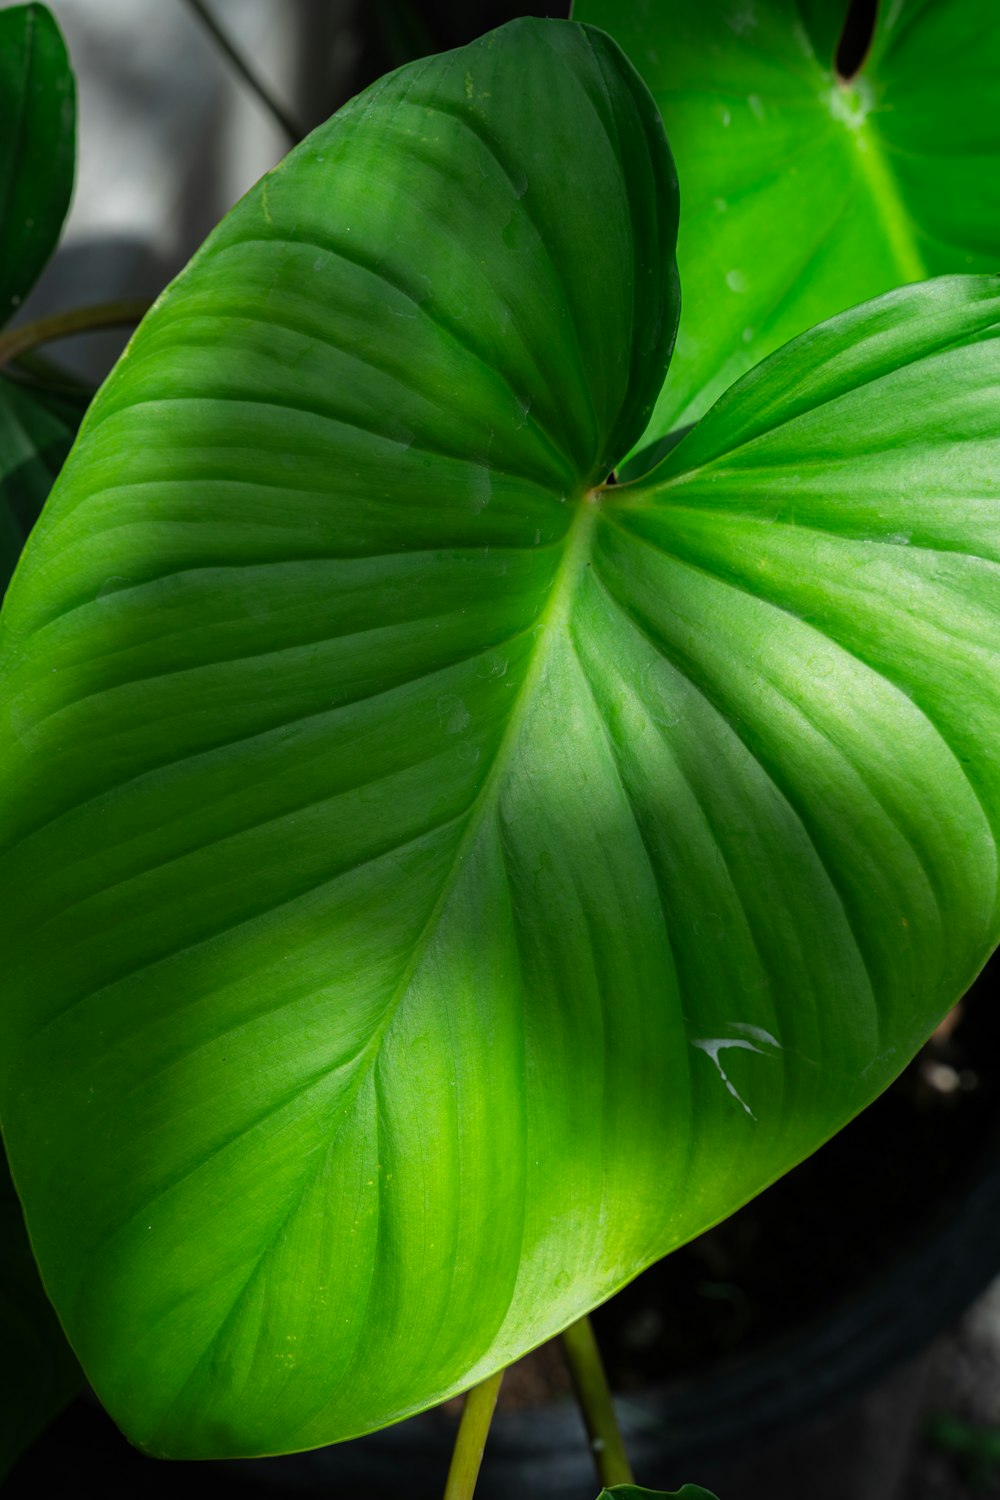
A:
[
  {"left": 183, "top": 0, "right": 304, "bottom": 145},
  {"left": 443, "top": 1369, "right": 505, "bottom": 1500},
  {"left": 562, "top": 1314, "right": 634, "bottom": 1489},
  {"left": 0, "top": 299, "right": 152, "bottom": 371}
]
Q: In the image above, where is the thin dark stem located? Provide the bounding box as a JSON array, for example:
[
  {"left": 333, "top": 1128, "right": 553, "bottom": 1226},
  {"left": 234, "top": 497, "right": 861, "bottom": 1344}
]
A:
[
  {"left": 183, "top": 0, "right": 304, "bottom": 145},
  {"left": 561, "top": 1314, "right": 634, "bottom": 1488},
  {"left": 0, "top": 299, "right": 152, "bottom": 371},
  {"left": 442, "top": 1368, "right": 505, "bottom": 1500}
]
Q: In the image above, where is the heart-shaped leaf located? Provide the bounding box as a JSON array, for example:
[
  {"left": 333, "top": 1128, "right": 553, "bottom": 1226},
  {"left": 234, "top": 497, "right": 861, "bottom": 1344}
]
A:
[
  {"left": 0, "top": 3, "right": 74, "bottom": 322},
  {"left": 0, "top": 17, "right": 679, "bottom": 1457},
  {"left": 0, "top": 14, "right": 998, "bottom": 1467},
  {"left": 573, "top": 0, "right": 1000, "bottom": 450}
]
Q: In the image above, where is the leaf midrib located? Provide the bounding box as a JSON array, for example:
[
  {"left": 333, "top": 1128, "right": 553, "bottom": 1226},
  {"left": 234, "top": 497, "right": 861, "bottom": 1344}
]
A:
[
  {"left": 339, "top": 499, "right": 599, "bottom": 1070},
  {"left": 811, "top": 12, "right": 929, "bottom": 285},
  {"left": 148, "top": 499, "right": 599, "bottom": 1418},
  {"left": 849, "top": 113, "right": 928, "bottom": 283}
]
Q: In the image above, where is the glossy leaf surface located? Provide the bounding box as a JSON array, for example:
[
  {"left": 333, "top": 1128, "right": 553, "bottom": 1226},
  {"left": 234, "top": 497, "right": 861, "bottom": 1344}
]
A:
[
  {"left": 573, "top": 0, "right": 1000, "bottom": 447},
  {"left": 0, "top": 3, "right": 74, "bottom": 321},
  {"left": 0, "top": 17, "right": 680, "bottom": 1457},
  {"left": 1, "top": 15, "right": 999, "bottom": 1466}
]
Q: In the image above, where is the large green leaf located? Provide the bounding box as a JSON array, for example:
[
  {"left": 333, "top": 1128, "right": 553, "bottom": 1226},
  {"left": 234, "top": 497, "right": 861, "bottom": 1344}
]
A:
[
  {"left": 572, "top": 0, "right": 1000, "bottom": 448},
  {"left": 0, "top": 14, "right": 998, "bottom": 1466},
  {"left": 0, "top": 17, "right": 679, "bottom": 1457},
  {"left": 0, "top": 2, "right": 74, "bottom": 322}
]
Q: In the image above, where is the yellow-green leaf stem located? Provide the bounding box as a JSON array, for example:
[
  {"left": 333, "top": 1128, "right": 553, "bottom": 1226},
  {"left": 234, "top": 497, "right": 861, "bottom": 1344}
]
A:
[
  {"left": 0, "top": 299, "right": 152, "bottom": 370},
  {"left": 442, "top": 1370, "right": 505, "bottom": 1500},
  {"left": 562, "top": 1315, "right": 634, "bottom": 1488}
]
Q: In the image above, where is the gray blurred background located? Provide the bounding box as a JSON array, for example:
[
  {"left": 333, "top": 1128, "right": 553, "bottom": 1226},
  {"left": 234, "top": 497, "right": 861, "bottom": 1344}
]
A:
[
  {"left": 13, "top": 0, "right": 358, "bottom": 380},
  {"left": 13, "top": 0, "right": 569, "bottom": 383}
]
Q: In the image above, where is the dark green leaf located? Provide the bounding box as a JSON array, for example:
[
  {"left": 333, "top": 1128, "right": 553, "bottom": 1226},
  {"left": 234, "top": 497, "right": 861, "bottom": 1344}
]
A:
[
  {"left": 573, "top": 0, "right": 1000, "bottom": 446},
  {"left": 373, "top": 0, "right": 442, "bottom": 69},
  {"left": 0, "top": 374, "right": 87, "bottom": 1478},
  {"left": 0, "top": 1150, "right": 81, "bottom": 1478},
  {"left": 0, "top": 3, "right": 75, "bottom": 323},
  {"left": 0, "top": 375, "right": 85, "bottom": 592},
  {"left": 0, "top": 13, "right": 83, "bottom": 1466}
]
